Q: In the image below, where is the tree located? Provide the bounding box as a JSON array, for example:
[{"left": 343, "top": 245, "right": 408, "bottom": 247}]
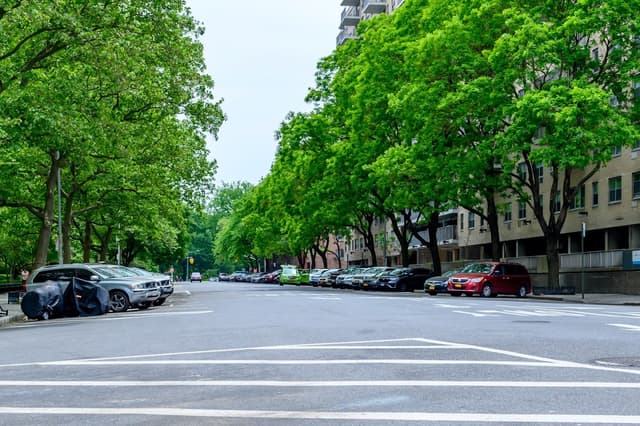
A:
[{"left": 489, "top": 0, "right": 640, "bottom": 288}]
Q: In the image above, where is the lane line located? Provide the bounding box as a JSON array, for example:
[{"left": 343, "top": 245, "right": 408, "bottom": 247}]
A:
[
  {"left": 0, "top": 407, "right": 638, "bottom": 423},
  {"left": 0, "top": 379, "right": 639, "bottom": 388},
  {"left": 37, "top": 360, "right": 558, "bottom": 367}
]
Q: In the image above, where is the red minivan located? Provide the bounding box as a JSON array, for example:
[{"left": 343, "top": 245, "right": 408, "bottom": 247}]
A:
[{"left": 447, "top": 262, "right": 531, "bottom": 298}]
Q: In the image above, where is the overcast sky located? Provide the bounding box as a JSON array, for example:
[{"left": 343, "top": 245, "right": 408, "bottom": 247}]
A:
[{"left": 185, "top": 1, "right": 340, "bottom": 185}]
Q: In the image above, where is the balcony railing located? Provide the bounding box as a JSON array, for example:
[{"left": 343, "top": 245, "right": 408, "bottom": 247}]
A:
[
  {"left": 362, "top": 0, "right": 387, "bottom": 14},
  {"left": 503, "top": 250, "right": 625, "bottom": 272},
  {"left": 337, "top": 27, "right": 357, "bottom": 45},
  {"left": 340, "top": 6, "right": 360, "bottom": 29},
  {"left": 340, "top": 0, "right": 360, "bottom": 6}
]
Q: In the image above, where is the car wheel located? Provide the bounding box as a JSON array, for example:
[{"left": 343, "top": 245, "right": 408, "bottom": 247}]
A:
[
  {"left": 109, "top": 290, "right": 130, "bottom": 313},
  {"left": 450, "top": 292, "right": 462, "bottom": 297},
  {"left": 153, "top": 298, "right": 166, "bottom": 306},
  {"left": 428, "top": 291, "right": 437, "bottom": 296},
  {"left": 398, "top": 282, "right": 407, "bottom": 292},
  {"left": 517, "top": 285, "right": 527, "bottom": 298},
  {"left": 482, "top": 284, "right": 493, "bottom": 297}
]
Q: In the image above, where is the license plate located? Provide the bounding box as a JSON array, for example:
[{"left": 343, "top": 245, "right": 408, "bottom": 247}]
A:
[
  {"left": 363, "top": 283, "right": 368, "bottom": 286},
  {"left": 454, "top": 284, "right": 462, "bottom": 289},
  {"left": 428, "top": 285, "right": 435, "bottom": 290}
]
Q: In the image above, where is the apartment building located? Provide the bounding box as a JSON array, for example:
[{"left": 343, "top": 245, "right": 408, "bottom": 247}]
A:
[
  {"left": 337, "top": 0, "right": 405, "bottom": 46},
  {"left": 459, "top": 146, "right": 640, "bottom": 270}
]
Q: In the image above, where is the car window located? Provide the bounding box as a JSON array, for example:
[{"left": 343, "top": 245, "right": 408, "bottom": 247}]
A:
[
  {"left": 74, "top": 268, "right": 96, "bottom": 281},
  {"left": 91, "top": 266, "right": 120, "bottom": 278},
  {"left": 462, "top": 263, "right": 493, "bottom": 274},
  {"left": 32, "top": 269, "right": 72, "bottom": 283}
]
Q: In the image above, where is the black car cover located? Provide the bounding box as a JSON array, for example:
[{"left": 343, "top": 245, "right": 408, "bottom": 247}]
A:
[
  {"left": 21, "top": 281, "right": 64, "bottom": 320},
  {"left": 63, "top": 277, "right": 109, "bottom": 317}
]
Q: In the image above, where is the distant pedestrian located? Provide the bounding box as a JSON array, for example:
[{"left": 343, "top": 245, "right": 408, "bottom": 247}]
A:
[{"left": 20, "top": 269, "right": 29, "bottom": 293}]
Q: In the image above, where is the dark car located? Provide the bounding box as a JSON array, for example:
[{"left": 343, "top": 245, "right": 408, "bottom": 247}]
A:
[
  {"left": 447, "top": 262, "right": 531, "bottom": 297},
  {"left": 335, "top": 267, "right": 363, "bottom": 289},
  {"left": 424, "top": 269, "right": 460, "bottom": 295},
  {"left": 376, "top": 267, "right": 433, "bottom": 292},
  {"left": 353, "top": 267, "right": 396, "bottom": 290}
]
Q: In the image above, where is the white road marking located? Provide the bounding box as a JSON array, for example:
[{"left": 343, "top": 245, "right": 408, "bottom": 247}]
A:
[
  {"left": 0, "top": 407, "right": 638, "bottom": 423},
  {"left": 38, "top": 359, "right": 558, "bottom": 367},
  {"left": 453, "top": 310, "right": 490, "bottom": 317},
  {"left": 609, "top": 323, "right": 640, "bottom": 331},
  {"left": 1, "top": 379, "right": 639, "bottom": 388}
]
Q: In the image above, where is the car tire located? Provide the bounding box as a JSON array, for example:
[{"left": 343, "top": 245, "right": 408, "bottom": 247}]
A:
[
  {"left": 109, "top": 290, "right": 130, "bottom": 313},
  {"left": 481, "top": 284, "right": 493, "bottom": 297},
  {"left": 517, "top": 285, "right": 527, "bottom": 298},
  {"left": 428, "top": 291, "right": 437, "bottom": 296},
  {"left": 153, "top": 298, "right": 166, "bottom": 306},
  {"left": 398, "top": 282, "right": 407, "bottom": 292}
]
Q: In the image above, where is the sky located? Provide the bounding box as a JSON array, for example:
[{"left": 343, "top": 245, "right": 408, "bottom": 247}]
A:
[{"left": 185, "top": 1, "right": 340, "bottom": 185}]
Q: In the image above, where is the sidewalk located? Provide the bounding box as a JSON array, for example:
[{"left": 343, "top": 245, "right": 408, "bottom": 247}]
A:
[
  {"left": 529, "top": 292, "right": 640, "bottom": 306},
  {"left": 0, "top": 292, "right": 26, "bottom": 326}
]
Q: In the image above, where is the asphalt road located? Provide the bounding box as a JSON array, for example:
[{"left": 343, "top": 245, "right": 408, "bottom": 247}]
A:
[{"left": 0, "top": 281, "right": 639, "bottom": 425}]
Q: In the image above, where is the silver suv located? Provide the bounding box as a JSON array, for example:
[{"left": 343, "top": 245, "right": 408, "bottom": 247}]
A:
[{"left": 28, "top": 263, "right": 161, "bottom": 313}]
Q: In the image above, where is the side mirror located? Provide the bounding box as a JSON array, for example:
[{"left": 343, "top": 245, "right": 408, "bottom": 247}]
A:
[{"left": 89, "top": 275, "right": 100, "bottom": 282}]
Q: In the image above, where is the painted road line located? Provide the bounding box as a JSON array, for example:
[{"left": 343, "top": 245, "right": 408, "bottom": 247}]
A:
[
  {"left": 0, "top": 407, "right": 638, "bottom": 423},
  {"left": 609, "top": 323, "right": 640, "bottom": 331},
  {"left": 0, "top": 379, "right": 639, "bottom": 388},
  {"left": 40, "top": 359, "right": 558, "bottom": 367}
]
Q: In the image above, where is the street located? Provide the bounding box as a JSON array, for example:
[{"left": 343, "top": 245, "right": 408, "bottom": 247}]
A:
[{"left": 0, "top": 282, "right": 639, "bottom": 425}]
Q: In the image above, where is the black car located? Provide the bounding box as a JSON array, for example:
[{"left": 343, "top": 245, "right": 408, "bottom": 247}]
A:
[
  {"left": 376, "top": 267, "right": 433, "bottom": 292},
  {"left": 424, "top": 269, "right": 460, "bottom": 295}
]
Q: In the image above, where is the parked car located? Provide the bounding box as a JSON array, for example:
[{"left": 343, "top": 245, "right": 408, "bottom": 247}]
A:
[
  {"left": 318, "top": 269, "right": 341, "bottom": 287},
  {"left": 27, "top": 263, "right": 161, "bottom": 313},
  {"left": 353, "top": 266, "right": 396, "bottom": 290},
  {"left": 447, "top": 262, "right": 531, "bottom": 297},
  {"left": 126, "top": 266, "right": 174, "bottom": 306},
  {"left": 335, "top": 267, "right": 364, "bottom": 289},
  {"left": 218, "top": 272, "right": 230, "bottom": 281},
  {"left": 424, "top": 269, "right": 460, "bottom": 295},
  {"left": 279, "top": 265, "right": 309, "bottom": 286},
  {"left": 190, "top": 272, "right": 202, "bottom": 282},
  {"left": 309, "top": 269, "right": 328, "bottom": 287},
  {"left": 374, "top": 267, "right": 431, "bottom": 291},
  {"left": 258, "top": 270, "right": 281, "bottom": 283}
]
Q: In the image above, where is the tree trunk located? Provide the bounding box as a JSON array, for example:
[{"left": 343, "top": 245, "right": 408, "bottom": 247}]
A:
[
  {"left": 426, "top": 212, "right": 442, "bottom": 275},
  {"left": 34, "top": 152, "right": 60, "bottom": 268},
  {"left": 545, "top": 233, "right": 561, "bottom": 290},
  {"left": 486, "top": 196, "right": 502, "bottom": 261},
  {"left": 62, "top": 191, "right": 74, "bottom": 263},
  {"left": 82, "top": 221, "right": 92, "bottom": 262}
]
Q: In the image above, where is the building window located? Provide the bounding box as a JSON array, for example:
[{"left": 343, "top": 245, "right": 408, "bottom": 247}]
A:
[
  {"left": 504, "top": 206, "right": 512, "bottom": 223},
  {"left": 553, "top": 191, "right": 561, "bottom": 213},
  {"left": 460, "top": 213, "right": 464, "bottom": 230},
  {"left": 518, "top": 162, "right": 527, "bottom": 180},
  {"left": 571, "top": 184, "right": 585, "bottom": 209},
  {"left": 609, "top": 176, "right": 622, "bottom": 203},
  {"left": 633, "top": 172, "right": 640, "bottom": 199},
  {"left": 468, "top": 212, "right": 475, "bottom": 229},
  {"left": 536, "top": 163, "right": 544, "bottom": 183},
  {"left": 612, "top": 145, "right": 622, "bottom": 157},
  {"left": 591, "top": 47, "right": 599, "bottom": 60},
  {"left": 518, "top": 201, "right": 526, "bottom": 220},
  {"left": 592, "top": 181, "right": 599, "bottom": 206}
]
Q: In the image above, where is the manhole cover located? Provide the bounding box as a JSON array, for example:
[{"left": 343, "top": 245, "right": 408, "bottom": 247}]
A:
[
  {"left": 594, "top": 357, "right": 640, "bottom": 368},
  {"left": 512, "top": 320, "right": 551, "bottom": 323}
]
